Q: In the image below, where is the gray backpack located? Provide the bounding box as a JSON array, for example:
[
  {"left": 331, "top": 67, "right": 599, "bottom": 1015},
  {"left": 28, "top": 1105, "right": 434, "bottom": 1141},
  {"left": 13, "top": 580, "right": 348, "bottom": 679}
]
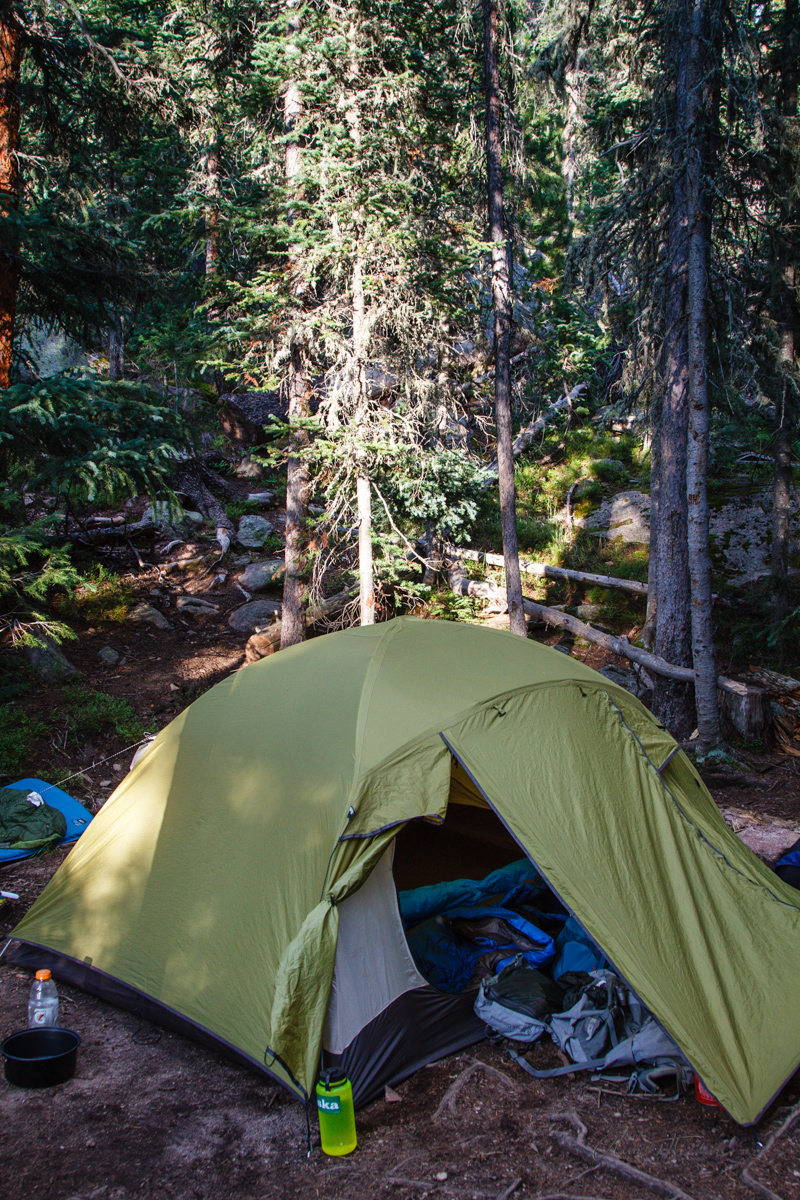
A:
[{"left": 477, "top": 968, "right": 692, "bottom": 1096}]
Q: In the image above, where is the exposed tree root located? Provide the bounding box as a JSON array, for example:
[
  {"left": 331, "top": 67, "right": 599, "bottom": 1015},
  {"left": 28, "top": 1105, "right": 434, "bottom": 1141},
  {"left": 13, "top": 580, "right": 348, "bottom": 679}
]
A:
[
  {"left": 433, "top": 1057, "right": 517, "bottom": 1120},
  {"left": 549, "top": 1111, "right": 697, "bottom": 1200},
  {"left": 740, "top": 1098, "right": 800, "bottom": 1200}
]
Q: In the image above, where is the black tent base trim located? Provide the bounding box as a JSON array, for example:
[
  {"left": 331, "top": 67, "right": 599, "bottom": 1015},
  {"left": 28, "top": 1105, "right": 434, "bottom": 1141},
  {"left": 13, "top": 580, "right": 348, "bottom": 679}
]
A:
[
  {"left": 329, "top": 984, "right": 485, "bottom": 1108},
  {"left": 6, "top": 940, "right": 298, "bottom": 1098}
]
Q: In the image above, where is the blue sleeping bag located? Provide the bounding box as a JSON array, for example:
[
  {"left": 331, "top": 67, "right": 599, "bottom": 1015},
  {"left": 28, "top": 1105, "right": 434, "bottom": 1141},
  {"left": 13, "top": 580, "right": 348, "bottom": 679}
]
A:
[
  {"left": 406, "top": 905, "right": 555, "bottom": 993},
  {"left": 398, "top": 858, "right": 538, "bottom": 927}
]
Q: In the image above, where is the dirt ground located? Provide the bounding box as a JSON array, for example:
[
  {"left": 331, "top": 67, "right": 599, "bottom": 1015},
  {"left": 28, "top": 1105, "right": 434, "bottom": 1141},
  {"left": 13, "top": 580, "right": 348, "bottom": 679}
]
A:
[{"left": 2, "top": 555, "right": 800, "bottom": 1200}]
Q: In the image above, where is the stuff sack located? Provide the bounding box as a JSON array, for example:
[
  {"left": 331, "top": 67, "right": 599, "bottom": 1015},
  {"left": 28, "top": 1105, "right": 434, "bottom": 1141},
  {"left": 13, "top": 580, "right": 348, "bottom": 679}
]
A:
[
  {"left": 475, "top": 956, "right": 566, "bottom": 1042},
  {"left": 0, "top": 787, "right": 67, "bottom": 853}
]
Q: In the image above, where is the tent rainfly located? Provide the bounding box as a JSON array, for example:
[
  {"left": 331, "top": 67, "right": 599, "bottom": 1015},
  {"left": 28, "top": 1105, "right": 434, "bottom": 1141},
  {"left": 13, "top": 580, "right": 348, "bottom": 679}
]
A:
[{"left": 7, "top": 617, "right": 800, "bottom": 1125}]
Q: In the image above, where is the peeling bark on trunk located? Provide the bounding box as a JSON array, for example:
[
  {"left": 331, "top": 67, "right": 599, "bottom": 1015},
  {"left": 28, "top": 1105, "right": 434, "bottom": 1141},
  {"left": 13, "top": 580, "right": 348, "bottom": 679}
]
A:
[
  {"left": 483, "top": 0, "right": 525, "bottom": 637},
  {"left": 686, "top": 0, "right": 722, "bottom": 757},
  {"left": 280, "top": 72, "right": 311, "bottom": 650},
  {"left": 0, "top": 10, "right": 21, "bottom": 389}
]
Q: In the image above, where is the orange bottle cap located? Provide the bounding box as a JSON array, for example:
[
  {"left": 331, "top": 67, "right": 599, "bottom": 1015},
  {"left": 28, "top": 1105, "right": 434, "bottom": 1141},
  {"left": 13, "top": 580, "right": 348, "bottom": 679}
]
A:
[{"left": 35, "top": 969, "right": 51, "bottom": 981}]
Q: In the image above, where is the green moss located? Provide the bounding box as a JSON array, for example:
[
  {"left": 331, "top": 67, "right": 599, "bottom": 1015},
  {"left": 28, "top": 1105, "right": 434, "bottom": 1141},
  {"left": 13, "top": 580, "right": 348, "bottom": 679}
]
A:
[
  {"left": 0, "top": 704, "right": 49, "bottom": 781},
  {"left": 60, "top": 685, "right": 144, "bottom": 745},
  {"left": 58, "top": 566, "right": 136, "bottom": 625}
]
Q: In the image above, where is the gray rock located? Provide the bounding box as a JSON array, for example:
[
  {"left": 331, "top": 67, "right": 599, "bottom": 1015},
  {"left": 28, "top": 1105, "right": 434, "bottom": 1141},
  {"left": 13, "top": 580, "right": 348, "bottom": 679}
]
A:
[
  {"left": 238, "top": 559, "right": 285, "bottom": 591},
  {"left": 591, "top": 458, "right": 628, "bottom": 481},
  {"left": 576, "top": 603, "right": 602, "bottom": 622},
  {"left": 98, "top": 646, "right": 120, "bottom": 666},
  {"left": 598, "top": 664, "right": 651, "bottom": 699},
  {"left": 228, "top": 599, "right": 282, "bottom": 634},
  {"left": 25, "top": 636, "right": 79, "bottom": 681},
  {"left": 735, "top": 824, "right": 799, "bottom": 867},
  {"left": 176, "top": 596, "right": 219, "bottom": 617},
  {"left": 128, "top": 601, "right": 172, "bottom": 631},
  {"left": 237, "top": 515, "right": 275, "bottom": 548},
  {"left": 579, "top": 490, "right": 652, "bottom": 544},
  {"left": 143, "top": 502, "right": 205, "bottom": 539}
]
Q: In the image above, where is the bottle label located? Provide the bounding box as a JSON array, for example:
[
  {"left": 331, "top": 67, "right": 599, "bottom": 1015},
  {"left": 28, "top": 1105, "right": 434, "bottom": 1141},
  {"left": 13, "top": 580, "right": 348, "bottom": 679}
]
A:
[
  {"left": 317, "top": 1096, "right": 342, "bottom": 1113},
  {"left": 32, "top": 1008, "right": 49, "bottom": 1025}
]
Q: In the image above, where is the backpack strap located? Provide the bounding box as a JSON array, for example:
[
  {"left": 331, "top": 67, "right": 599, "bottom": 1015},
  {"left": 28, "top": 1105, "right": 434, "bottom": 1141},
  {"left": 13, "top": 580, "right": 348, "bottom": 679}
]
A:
[{"left": 507, "top": 1046, "right": 608, "bottom": 1079}]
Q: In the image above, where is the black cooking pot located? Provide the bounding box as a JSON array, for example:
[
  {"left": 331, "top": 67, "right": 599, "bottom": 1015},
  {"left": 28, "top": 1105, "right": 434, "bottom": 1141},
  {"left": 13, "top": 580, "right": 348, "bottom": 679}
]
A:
[{"left": 2, "top": 1027, "right": 81, "bottom": 1088}]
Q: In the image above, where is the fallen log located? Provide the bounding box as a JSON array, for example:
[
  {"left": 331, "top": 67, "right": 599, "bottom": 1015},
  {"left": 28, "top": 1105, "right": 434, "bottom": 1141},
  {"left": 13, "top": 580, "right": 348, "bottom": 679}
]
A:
[
  {"left": 447, "top": 544, "right": 648, "bottom": 597},
  {"left": 447, "top": 562, "right": 770, "bottom": 739},
  {"left": 244, "top": 589, "right": 355, "bottom": 662},
  {"left": 483, "top": 385, "right": 586, "bottom": 481}
]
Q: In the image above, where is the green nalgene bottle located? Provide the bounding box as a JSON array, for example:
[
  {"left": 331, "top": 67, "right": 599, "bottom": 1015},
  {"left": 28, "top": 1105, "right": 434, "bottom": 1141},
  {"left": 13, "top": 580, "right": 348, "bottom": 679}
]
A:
[{"left": 315, "top": 1073, "right": 357, "bottom": 1156}]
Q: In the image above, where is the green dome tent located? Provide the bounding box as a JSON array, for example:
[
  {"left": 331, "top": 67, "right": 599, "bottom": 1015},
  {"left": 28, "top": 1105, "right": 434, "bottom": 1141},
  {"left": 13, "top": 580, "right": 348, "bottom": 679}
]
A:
[{"left": 7, "top": 617, "right": 800, "bottom": 1124}]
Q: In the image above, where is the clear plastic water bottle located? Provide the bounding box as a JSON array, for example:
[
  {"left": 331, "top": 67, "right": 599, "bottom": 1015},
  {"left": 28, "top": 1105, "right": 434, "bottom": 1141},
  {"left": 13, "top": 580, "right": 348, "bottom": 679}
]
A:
[{"left": 28, "top": 969, "right": 59, "bottom": 1028}]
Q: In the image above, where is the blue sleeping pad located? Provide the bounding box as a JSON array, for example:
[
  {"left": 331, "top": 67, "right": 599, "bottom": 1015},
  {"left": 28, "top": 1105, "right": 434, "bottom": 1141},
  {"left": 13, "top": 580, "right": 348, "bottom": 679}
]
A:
[{"left": 0, "top": 779, "right": 93, "bottom": 865}]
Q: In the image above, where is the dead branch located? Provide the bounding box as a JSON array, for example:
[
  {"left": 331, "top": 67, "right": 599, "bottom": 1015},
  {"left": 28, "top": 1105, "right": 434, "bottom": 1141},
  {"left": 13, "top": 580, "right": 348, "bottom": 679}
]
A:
[
  {"left": 447, "top": 562, "right": 768, "bottom": 714},
  {"left": 549, "top": 1112, "right": 698, "bottom": 1200},
  {"left": 494, "top": 1179, "right": 522, "bottom": 1200},
  {"left": 483, "top": 385, "right": 587, "bottom": 479},
  {"left": 447, "top": 544, "right": 648, "bottom": 596},
  {"left": 740, "top": 1097, "right": 800, "bottom": 1200},
  {"left": 433, "top": 1057, "right": 516, "bottom": 1121}
]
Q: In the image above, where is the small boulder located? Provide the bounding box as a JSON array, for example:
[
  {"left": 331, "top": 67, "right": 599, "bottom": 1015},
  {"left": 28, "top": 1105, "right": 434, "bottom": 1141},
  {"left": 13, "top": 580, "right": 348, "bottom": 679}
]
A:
[
  {"left": 176, "top": 596, "right": 219, "bottom": 617},
  {"left": 238, "top": 559, "right": 284, "bottom": 592},
  {"left": 576, "top": 603, "right": 602, "bottom": 622},
  {"left": 735, "top": 824, "right": 800, "bottom": 867},
  {"left": 25, "top": 636, "right": 79, "bottom": 682},
  {"left": 143, "top": 502, "right": 204, "bottom": 539},
  {"left": 228, "top": 599, "right": 282, "bottom": 634},
  {"left": 128, "top": 601, "right": 172, "bottom": 631},
  {"left": 591, "top": 458, "right": 628, "bottom": 482},
  {"left": 598, "top": 664, "right": 651, "bottom": 699},
  {"left": 237, "top": 515, "right": 275, "bottom": 548},
  {"left": 97, "top": 646, "right": 120, "bottom": 666}
]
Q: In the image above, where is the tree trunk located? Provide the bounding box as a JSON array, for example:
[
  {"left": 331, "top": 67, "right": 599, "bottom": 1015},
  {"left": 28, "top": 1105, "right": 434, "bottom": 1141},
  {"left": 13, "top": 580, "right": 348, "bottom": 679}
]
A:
[
  {"left": 346, "top": 30, "right": 375, "bottom": 628},
  {"left": 770, "top": 0, "right": 798, "bottom": 617},
  {"left": 642, "top": 411, "right": 660, "bottom": 649},
  {"left": 652, "top": 5, "right": 694, "bottom": 738},
  {"left": 0, "top": 9, "right": 21, "bottom": 389},
  {"left": 483, "top": 0, "right": 526, "bottom": 637},
  {"left": 108, "top": 324, "right": 124, "bottom": 381},
  {"left": 205, "top": 135, "right": 221, "bottom": 277},
  {"left": 685, "top": 0, "right": 722, "bottom": 757},
  {"left": 352, "top": 253, "right": 375, "bottom": 626},
  {"left": 280, "top": 73, "right": 311, "bottom": 650}
]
